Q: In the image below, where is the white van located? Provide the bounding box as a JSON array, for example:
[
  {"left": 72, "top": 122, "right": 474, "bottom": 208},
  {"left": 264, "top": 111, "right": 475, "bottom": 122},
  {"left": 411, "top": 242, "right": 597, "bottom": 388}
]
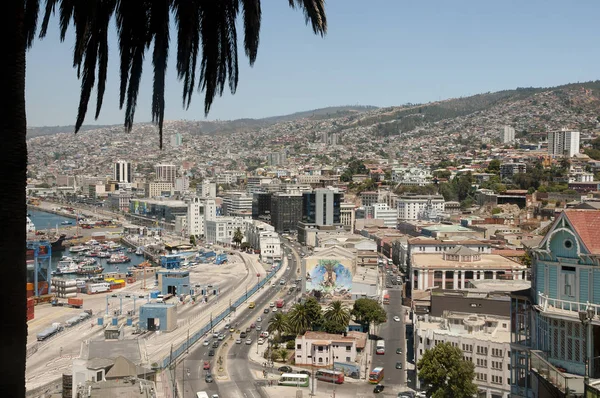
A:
[{"left": 196, "top": 392, "right": 210, "bottom": 398}]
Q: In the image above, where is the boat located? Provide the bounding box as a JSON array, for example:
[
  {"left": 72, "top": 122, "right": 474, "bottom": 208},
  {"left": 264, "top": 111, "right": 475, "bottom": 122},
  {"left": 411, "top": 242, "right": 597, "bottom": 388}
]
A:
[
  {"left": 69, "top": 245, "right": 87, "bottom": 253},
  {"left": 135, "top": 260, "right": 153, "bottom": 269},
  {"left": 127, "top": 248, "right": 135, "bottom": 253},
  {"left": 54, "top": 259, "right": 80, "bottom": 275},
  {"left": 107, "top": 254, "right": 131, "bottom": 264},
  {"left": 51, "top": 234, "right": 67, "bottom": 252},
  {"left": 135, "top": 247, "right": 144, "bottom": 255},
  {"left": 107, "top": 242, "right": 122, "bottom": 252},
  {"left": 86, "top": 251, "right": 99, "bottom": 257},
  {"left": 61, "top": 220, "right": 73, "bottom": 225},
  {"left": 76, "top": 264, "right": 104, "bottom": 275},
  {"left": 97, "top": 251, "right": 110, "bottom": 258},
  {"left": 87, "top": 239, "right": 100, "bottom": 246},
  {"left": 27, "top": 217, "right": 36, "bottom": 233}
]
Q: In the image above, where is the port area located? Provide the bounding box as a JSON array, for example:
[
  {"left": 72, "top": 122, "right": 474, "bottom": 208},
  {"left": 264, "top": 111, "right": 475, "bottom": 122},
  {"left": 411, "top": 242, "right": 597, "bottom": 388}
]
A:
[{"left": 25, "top": 249, "right": 266, "bottom": 392}]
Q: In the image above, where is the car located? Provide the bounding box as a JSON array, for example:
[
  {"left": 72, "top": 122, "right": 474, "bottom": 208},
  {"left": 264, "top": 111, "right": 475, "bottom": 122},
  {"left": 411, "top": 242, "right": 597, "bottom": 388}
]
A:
[
  {"left": 224, "top": 323, "right": 230, "bottom": 329},
  {"left": 205, "top": 374, "right": 214, "bottom": 383},
  {"left": 376, "top": 348, "right": 385, "bottom": 355},
  {"left": 396, "top": 361, "right": 403, "bottom": 369},
  {"left": 291, "top": 284, "right": 297, "bottom": 288},
  {"left": 272, "top": 308, "right": 278, "bottom": 312},
  {"left": 396, "top": 348, "right": 402, "bottom": 354},
  {"left": 256, "top": 325, "right": 262, "bottom": 330},
  {"left": 373, "top": 384, "right": 385, "bottom": 393},
  {"left": 203, "top": 361, "right": 211, "bottom": 370},
  {"left": 279, "top": 280, "right": 285, "bottom": 285},
  {"left": 269, "top": 302, "right": 275, "bottom": 308},
  {"left": 229, "top": 327, "right": 235, "bottom": 333},
  {"left": 211, "top": 395, "right": 219, "bottom": 398},
  {"left": 393, "top": 316, "right": 401, "bottom": 322},
  {"left": 298, "top": 370, "right": 311, "bottom": 376},
  {"left": 240, "top": 332, "right": 247, "bottom": 338},
  {"left": 218, "top": 334, "right": 225, "bottom": 341},
  {"left": 257, "top": 317, "right": 262, "bottom": 322},
  {"left": 415, "top": 393, "right": 427, "bottom": 398},
  {"left": 260, "top": 331, "right": 269, "bottom": 338},
  {"left": 212, "top": 341, "right": 219, "bottom": 348},
  {"left": 257, "top": 338, "right": 265, "bottom": 345},
  {"left": 208, "top": 349, "right": 215, "bottom": 356},
  {"left": 203, "top": 339, "right": 210, "bottom": 346},
  {"left": 212, "top": 332, "right": 219, "bottom": 338},
  {"left": 235, "top": 338, "right": 242, "bottom": 344},
  {"left": 278, "top": 366, "right": 293, "bottom": 373},
  {"left": 264, "top": 308, "right": 270, "bottom": 314},
  {"left": 245, "top": 338, "right": 252, "bottom": 345},
  {"left": 250, "top": 323, "right": 256, "bottom": 329}
]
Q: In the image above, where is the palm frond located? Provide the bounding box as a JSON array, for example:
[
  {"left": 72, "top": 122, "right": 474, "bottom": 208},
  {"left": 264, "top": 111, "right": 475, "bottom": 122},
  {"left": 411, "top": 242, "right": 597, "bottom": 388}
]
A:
[
  {"left": 174, "top": 0, "right": 200, "bottom": 109},
  {"left": 241, "top": 0, "right": 261, "bottom": 65},
  {"left": 288, "top": 0, "right": 327, "bottom": 35},
  {"left": 24, "top": 0, "right": 40, "bottom": 48},
  {"left": 39, "top": 0, "right": 58, "bottom": 38}
]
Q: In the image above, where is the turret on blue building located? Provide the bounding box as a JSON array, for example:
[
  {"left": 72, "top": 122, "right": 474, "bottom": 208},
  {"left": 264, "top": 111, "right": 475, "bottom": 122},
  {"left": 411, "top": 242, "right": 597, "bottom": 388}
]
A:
[{"left": 511, "top": 209, "right": 600, "bottom": 398}]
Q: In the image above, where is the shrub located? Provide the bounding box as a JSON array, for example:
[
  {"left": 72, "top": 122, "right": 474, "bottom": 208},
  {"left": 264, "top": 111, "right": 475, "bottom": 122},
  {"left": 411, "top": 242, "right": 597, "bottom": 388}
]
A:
[{"left": 286, "top": 341, "right": 295, "bottom": 350}]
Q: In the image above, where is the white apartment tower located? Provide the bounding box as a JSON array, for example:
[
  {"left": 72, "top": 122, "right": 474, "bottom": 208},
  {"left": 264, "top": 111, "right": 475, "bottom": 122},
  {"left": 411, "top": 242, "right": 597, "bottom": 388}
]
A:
[
  {"left": 113, "top": 161, "right": 132, "bottom": 183},
  {"left": 155, "top": 164, "right": 177, "bottom": 183},
  {"left": 547, "top": 129, "right": 580, "bottom": 157},
  {"left": 502, "top": 125, "right": 515, "bottom": 143},
  {"left": 187, "top": 197, "right": 217, "bottom": 237}
]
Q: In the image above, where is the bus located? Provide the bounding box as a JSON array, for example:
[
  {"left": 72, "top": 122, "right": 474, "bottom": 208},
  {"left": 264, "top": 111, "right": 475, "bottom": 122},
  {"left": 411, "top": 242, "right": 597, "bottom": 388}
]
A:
[
  {"left": 383, "top": 290, "right": 390, "bottom": 305},
  {"left": 315, "top": 369, "right": 345, "bottom": 384},
  {"left": 278, "top": 373, "right": 309, "bottom": 387},
  {"left": 369, "top": 367, "right": 385, "bottom": 384}
]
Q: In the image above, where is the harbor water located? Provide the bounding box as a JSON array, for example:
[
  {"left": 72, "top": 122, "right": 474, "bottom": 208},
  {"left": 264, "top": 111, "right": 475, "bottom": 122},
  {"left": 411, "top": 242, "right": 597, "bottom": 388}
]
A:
[{"left": 29, "top": 209, "right": 75, "bottom": 230}]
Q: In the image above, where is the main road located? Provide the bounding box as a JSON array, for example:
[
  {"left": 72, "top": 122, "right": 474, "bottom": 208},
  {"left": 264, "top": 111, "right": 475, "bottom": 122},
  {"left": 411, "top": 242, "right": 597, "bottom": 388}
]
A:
[{"left": 179, "top": 240, "right": 300, "bottom": 397}]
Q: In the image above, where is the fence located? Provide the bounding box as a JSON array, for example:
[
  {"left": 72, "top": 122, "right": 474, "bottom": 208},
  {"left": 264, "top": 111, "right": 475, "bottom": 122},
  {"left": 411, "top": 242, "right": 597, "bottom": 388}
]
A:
[{"left": 159, "top": 260, "right": 282, "bottom": 369}]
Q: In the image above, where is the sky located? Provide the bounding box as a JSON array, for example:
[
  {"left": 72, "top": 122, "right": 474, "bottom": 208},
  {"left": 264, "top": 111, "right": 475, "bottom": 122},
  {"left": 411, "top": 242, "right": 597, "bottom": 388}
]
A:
[{"left": 25, "top": 0, "right": 600, "bottom": 127}]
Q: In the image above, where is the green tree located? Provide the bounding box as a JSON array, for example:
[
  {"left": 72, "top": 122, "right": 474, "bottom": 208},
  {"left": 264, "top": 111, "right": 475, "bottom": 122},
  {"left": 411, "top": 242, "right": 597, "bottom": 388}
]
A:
[
  {"left": 487, "top": 159, "right": 501, "bottom": 173},
  {"left": 8, "top": 2, "right": 327, "bottom": 395},
  {"left": 232, "top": 227, "right": 244, "bottom": 248},
  {"left": 323, "top": 300, "right": 350, "bottom": 333},
  {"left": 189, "top": 235, "right": 196, "bottom": 246},
  {"left": 267, "top": 313, "right": 289, "bottom": 338},
  {"left": 279, "top": 348, "right": 289, "bottom": 362},
  {"left": 287, "top": 303, "right": 312, "bottom": 335},
  {"left": 350, "top": 298, "right": 387, "bottom": 332},
  {"left": 417, "top": 342, "right": 477, "bottom": 398}
]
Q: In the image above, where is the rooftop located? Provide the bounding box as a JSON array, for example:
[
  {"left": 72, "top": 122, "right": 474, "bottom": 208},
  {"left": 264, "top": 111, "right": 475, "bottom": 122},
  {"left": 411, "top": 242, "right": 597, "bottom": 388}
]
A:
[
  {"left": 412, "top": 252, "right": 525, "bottom": 270},
  {"left": 416, "top": 312, "right": 511, "bottom": 343},
  {"left": 563, "top": 209, "right": 600, "bottom": 255}
]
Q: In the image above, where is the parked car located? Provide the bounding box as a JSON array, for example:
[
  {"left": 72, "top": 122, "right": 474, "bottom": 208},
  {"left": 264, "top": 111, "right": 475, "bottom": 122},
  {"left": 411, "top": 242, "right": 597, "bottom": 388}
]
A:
[
  {"left": 298, "top": 370, "right": 311, "bottom": 376},
  {"left": 256, "top": 325, "right": 262, "bottom": 331},
  {"left": 269, "top": 302, "right": 275, "bottom": 308},
  {"left": 373, "top": 384, "right": 385, "bottom": 393},
  {"left": 278, "top": 366, "right": 293, "bottom": 373},
  {"left": 396, "top": 361, "right": 403, "bottom": 369},
  {"left": 257, "top": 338, "right": 265, "bottom": 345},
  {"left": 257, "top": 317, "right": 262, "bottom": 322},
  {"left": 393, "top": 316, "right": 400, "bottom": 322},
  {"left": 250, "top": 323, "right": 256, "bottom": 329},
  {"left": 264, "top": 308, "right": 270, "bottom": 314},
  {"left": 246, "top": 327, "right": 251, "bottom": 333},
  {"left": 396, "top": 348, "right": 402, "bottom": 354}
]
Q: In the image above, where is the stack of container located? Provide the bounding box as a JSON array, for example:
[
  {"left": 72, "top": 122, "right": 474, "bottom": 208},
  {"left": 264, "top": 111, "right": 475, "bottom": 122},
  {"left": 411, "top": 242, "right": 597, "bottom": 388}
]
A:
[
  {"left": 27, "top": 297, "right": 34, "bottom": 321},
  {"left": 51, "top": 278, "right": 78, "bottom": 298},
  {"left": 26, "top": 283, "right": 34, "bottom": 298},
  {"left": 108, "top": 279, "right": 126, "bottom": 290}
]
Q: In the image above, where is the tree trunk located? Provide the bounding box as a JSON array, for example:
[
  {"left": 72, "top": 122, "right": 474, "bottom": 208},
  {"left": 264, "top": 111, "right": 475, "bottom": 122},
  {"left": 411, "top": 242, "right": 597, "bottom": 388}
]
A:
[{"left": 0, "top": 1, "right": 27, "bottom": 397}]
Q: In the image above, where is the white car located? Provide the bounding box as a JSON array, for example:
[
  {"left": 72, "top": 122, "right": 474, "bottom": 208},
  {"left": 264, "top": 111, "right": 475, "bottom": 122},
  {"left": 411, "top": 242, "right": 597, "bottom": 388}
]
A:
[
  {"left": 257, "top": 317, "right": 262, "bottom": 322},
  {"left": 393, "top": 316, "right": 401, "bottom": 322},
  {"left": 235, "top": 338, "right": 242, "bottom": 344},
  {"left": 269, "top": 302, "right": 275, "bottom": 308},
  {"left": 272, "top": 308, "right": 278, "bottom": 313},
  {"left": 256, "top": 325, "right": 262, "bottom": 331},
  {"left": 245, "top": 338, "right": 253, "bottom": 345},
  {"left": 257, "top": 338, "right": 266, "bottom": 345},
  {"left": 203, "top": 340, "right": 210, "bottom": 346}
]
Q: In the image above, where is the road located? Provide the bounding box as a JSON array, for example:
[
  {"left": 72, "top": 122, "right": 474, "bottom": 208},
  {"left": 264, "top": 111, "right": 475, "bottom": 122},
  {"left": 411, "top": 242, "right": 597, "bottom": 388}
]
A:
[
  {"left": 371, "top": 272, "right": 407, "bottom": 390},
  {"left": 180, "top": 241, "right": 300, "bottom": 398}
]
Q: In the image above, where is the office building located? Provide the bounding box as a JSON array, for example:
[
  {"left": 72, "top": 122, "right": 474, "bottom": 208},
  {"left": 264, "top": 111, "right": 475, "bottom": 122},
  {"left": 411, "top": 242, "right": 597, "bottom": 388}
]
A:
[
  {"left": 197, "top": 180, "right": 217, "bottom": 198},
  {"left": 155, "top": 164, "right": 177, "bottom": 183},
  {"left": 499, "top": 162, "right": 527, "bottom": 180},
  {"left": 365, "top": 203, "right": 398, "bottom": 228},
  {"left": 246, "top": 176, "right": 273, "bottom": 195},
  {"left": 144, "top": 182, "right": 173, "bottom": 198},
  {"left": 252, "top": 192, "right": 272, "bottom": 221},
  {"left": 510, "top": 210, "right": 600, "bottom": 398},
  {"left": 270, "top": 192, "right": 302, "bottom": 233},
  {"left": 113, "top": 161, "right": 132, "bottom": 184},
  {"left": 222, "top": 192, "right": 253, "bottom": 217},
  {"left": 340, "top": 202, "right": 356, "bottom": 230},
  {"left": 502, "top": 125, "right": 515, "bottom": 143},
  {"left": 174, "top": 176, "right": 189, "bottom": 192},
  {"left": 205, "top": 217, "right": 245, "bottom": 245},
  {"left": 187, "top": 197, "right": 216, "bottom": 237},
  {"left": 547, "top": 129, "right": 580, "bottom": 157},
  {"left": 397, "top": 195, "right": 445, "bottom": 221},
  {"left": 301, "top": 188, "right": 342, "bottom": 226}
]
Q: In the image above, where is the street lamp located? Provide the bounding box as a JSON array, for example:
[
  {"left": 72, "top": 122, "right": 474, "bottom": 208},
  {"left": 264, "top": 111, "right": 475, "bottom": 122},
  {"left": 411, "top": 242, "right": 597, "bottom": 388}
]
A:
[{"left": 579, "top": 306, "right": 595, "bottom": 386}]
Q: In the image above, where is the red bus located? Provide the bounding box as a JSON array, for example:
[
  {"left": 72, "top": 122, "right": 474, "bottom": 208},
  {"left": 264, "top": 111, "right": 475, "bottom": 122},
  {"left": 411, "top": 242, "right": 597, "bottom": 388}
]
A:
[
  {"left": 383, "top": 290, "right": 390, "bottom": 305},
  {"left": 369, "top": 367, "right": 384, "bottom": 384},
  {"left": 315, "top": 370, "right": 344, "bottom": 384}
]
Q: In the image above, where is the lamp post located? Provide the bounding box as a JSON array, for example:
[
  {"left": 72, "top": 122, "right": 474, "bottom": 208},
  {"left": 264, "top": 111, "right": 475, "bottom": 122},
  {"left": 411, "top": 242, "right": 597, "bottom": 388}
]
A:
[{"left": 579, "top": 306, "right": 595, "bottom": 387}]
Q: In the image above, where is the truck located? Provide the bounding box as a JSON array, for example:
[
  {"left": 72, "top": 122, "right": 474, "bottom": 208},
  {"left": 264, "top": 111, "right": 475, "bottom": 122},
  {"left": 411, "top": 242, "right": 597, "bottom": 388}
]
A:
[
  {"left": 36, "top": 322, "right": 63, "bottom": 341},
  {"left": 383, "top": 290, "right": 390, "bottom": 305},
  {"left": 276, "top": 299, "right": 285, "bottom": 308},
  {"left": 51, "top": 297, "right": 84, "bottom": 308}
]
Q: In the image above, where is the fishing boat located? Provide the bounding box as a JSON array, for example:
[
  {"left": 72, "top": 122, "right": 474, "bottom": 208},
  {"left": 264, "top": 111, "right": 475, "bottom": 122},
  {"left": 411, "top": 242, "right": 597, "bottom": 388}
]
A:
[
  {"left": 86, "top": 251, "right": 99, "bottom": 257},
  {"left": 107, "top": 242, "right": 122, "bottom": 252},
  {"left": 97, "top": 251, "right": 110, "bottom": 258},
  {"left": 135, "top": 260, "right": 153, "bottom": 269},
  {"left": 69, "top": 245, "right": 87, "bottom": 253},
  {"left": 135, "top": 247, "right": 144, "bottom": 255},
  {"left": 76, "top": 264, "right": 104, "bottom": 275},
  {"left": 27, "top": 217, "right": 36, "bottom": 233},
  {"left": 107, "top": 254, "right": 131, "bottom": 264},
  {"left": 54, "top": 259, "right": 80, "bottom": 275},
  {"left": 60, "top": 220, "right": 73, "bottom": 225}
]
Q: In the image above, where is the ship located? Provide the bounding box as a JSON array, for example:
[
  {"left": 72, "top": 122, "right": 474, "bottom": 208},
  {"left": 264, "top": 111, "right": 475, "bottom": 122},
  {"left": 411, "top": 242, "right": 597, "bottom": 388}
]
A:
[
  {"left": 53, "top": 259, "right": 79, "bottom": 275},
  {"left": 135, "top": 260, "right": 153, "bottom": 269},
  {"left": 60, "top": 220, "right": 73, "bottom": 225},
  {"left": 27, "top": 217, "right": 35, "bottom": 233},
  {"left": 76, "top": 264, "right": 104, "bottom": 275},
  {"left": 69, "top": 245, "right": 87, "bottom": 253},
  {"left": 97, "top": 251, "right": 110, "bottom": 258},
  {"left": 51, "top": 234, "right": 67, "bottom": 252},
  {"left": 107, "top": 254, "right": 131, "bottom": 264},
  {"left": 135, "top": 247, "right": 144, "bottom": 255}
]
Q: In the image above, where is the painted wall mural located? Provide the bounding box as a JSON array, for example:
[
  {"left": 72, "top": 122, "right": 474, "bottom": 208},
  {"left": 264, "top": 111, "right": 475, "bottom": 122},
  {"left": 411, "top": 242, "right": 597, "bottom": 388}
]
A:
[{"left": 305, "top": 258, "right": 353, "bottom": 298}]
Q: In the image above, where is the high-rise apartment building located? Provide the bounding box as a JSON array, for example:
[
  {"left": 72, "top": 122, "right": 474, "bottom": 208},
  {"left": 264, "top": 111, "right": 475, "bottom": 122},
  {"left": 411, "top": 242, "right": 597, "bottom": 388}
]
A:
[
  {"left": 271, "top": 192, "right": 303, "bottom": 233},
  {"left": 187, "top": 197, "right": 216, "bottom": 237},
  {"left": 113, "top": 161, "right": 132, "bottom": 183},
  {"left": 197, "top": 180, "right": 217, "bottom": 198},
  {"left": 222, "top": 192, "right": 253, "bottom": 217},
  {"left": 547, "top": 129, "right": 580, "bottom": 157},
  {"left": 502, "top": 125, "right": 515, "bottom": 143},
  {"left": 301, "top": 188, "right": 342, "bottom": 226},
  {"left": 155, "top": 164, "right": 177, "bottom": 183}
]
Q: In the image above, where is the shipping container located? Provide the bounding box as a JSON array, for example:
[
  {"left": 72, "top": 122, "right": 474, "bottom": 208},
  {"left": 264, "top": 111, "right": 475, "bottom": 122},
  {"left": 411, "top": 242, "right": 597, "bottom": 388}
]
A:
[{"left": 68, "top": 298, "right": 84, "bottom": 308}]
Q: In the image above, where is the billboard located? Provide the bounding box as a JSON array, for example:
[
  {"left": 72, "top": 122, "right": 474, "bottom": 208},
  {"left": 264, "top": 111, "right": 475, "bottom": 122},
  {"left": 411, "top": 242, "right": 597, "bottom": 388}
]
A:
[{"left": 305, "top": 258, "right": 353, "bottom": 299}]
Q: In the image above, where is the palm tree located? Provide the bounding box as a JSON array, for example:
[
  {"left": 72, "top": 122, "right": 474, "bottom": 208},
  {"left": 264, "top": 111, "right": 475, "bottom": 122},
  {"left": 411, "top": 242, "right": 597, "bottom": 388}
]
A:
[
  {"left": 232, "top": 227, "right": 244, "bottom": 248},
  {"left": 267, "top": 312, "right": 289, "bottom": 338},
  {"left": 323, "top": 300, "right": 351, "bottom": 330},
  {"left": 6, "top": 2, "right": 326, "bottom": 395},
  {"left": 287, "top": 302, "right": 312, "bottom": 335}
]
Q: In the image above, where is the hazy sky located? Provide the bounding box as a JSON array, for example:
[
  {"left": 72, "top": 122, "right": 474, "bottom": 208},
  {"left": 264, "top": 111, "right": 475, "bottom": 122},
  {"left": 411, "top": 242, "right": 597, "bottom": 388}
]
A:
[{"left": 26, "top": 0, "right": 600, "bottom": 127}]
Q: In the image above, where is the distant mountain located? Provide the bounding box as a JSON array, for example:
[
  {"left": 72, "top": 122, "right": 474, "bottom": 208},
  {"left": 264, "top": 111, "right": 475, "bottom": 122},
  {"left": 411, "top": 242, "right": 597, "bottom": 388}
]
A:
[{"left": 27, "top": 105, "right": 378, "bottom": 138}]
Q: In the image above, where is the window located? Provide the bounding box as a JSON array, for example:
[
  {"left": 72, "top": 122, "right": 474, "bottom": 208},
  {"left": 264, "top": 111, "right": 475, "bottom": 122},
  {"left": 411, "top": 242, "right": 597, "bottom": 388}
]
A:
[
  {"left": 563, "top": 268, "right": 575, "bottom": 298},
  {"left": 564, "top": 239, "right": 573, "bottom": 249},
  {"left": 346, "top": 346, "right": 351, "bottom": 351},
  {"left": 491, "top": 375, "right": 503, "bottom": 384},
  {"left": 297, "top": 344, "right": 301, "bottom": 349},
  {"left": 318, "top": 358, "right": 323, "bottom": 363},
  {"left": 346, "top": 357, "right": 351, "bottom": 362},
  {"left": 492, "top": 348, "right": 503, "bottom": 357}
]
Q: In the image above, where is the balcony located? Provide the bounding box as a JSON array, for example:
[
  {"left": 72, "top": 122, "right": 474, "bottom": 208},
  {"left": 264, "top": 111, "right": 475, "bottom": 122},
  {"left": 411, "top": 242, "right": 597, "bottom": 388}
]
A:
[
  {"left": 530, "top": 350, "right": 584, "bottom": 396},
  {"left": 537, "top": 292, "right": 600, "bottom": 319}
]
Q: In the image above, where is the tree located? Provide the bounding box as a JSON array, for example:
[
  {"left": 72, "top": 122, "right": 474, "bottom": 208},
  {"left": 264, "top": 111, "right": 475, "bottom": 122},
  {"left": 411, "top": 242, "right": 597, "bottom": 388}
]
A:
[
  {"left": 7, "top": 2, "right": 327, "bottom": 395},
  {"left": 304, "top": 296, "right": 324, "bottom": 329},
  {"left": 323, "top": 300, "right": 350, "bottom": 334},
  {"left": 232, "top": 227, "right": 244, "bottom": 247},
  {"left": 278, "top": 348, "right": 289, "bottom": 362},
  {"left": 350, "top": 298, "right": 387, "bottom": 332},
  {"left": 189, "top": 235, "right": 196, "bottom": 246},
  {"left": 487, "top": 159, "right": 501, "bottom": 173},
  {"left": 287, "top": 303, "right": 312, "bottom": 335},
  {"left": 417, "top": 342, "right": 477, "bottom": 398},
  {"left": 267, "top": 312, "right": 289, "bottom": 338}
]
